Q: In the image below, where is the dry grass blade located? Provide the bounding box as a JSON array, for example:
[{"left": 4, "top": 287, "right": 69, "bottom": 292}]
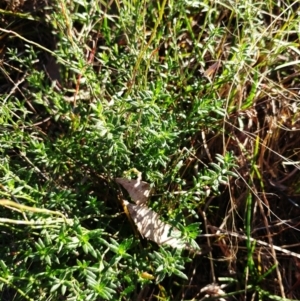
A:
[
  {"left": 115, "top": 178, "right": 151, "bottom": 205},
  {"left": 124, "top": 200, "right": 200, "bottom": 253}
]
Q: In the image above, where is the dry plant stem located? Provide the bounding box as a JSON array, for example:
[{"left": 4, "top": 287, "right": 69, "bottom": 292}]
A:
[
  {"left": 127, "top": 0, "right": 167, "bottom": 95},
  {"left": 238, "top": 142, "right": 285, "bottom": 299},
  {"left": 257, "top": 131, "right": 285, "bottom": 296},
  {"left": 199, "top": 208, "right": 216, "bottom": 283},
  {"left": 0, "top": 276, "right": 33, "bottom": 301},
  {"left": 268, "top": 167, "right": 298, "bottom": 187},
  {"left": 252, "top": 217, "right": 300, "bottom": 235},
  {"left": 73, "top": 38, "right": 98, "bottom": 107},
  {"left": 0, "top": 218, "right": 70, "bottom": 226},
  {"left": 0, "top": 199, "right": 68, "bottom": 221},
  {"left": 19, "top": 152, "right": 49, "bottom": 181},
  {"left": 250, "top": 290, "right": 256, "bottom": 301},
  {"left": 234, "top": 168, "right": 300, "bottom": 235},
  {"left": 0, "top": 8, "right": 37, "bottom": 20},
  {"left": 181, "top": 147, "right": 209, "bottom": 168},
  {"left": 206, "top": 226, "right": 300, "bottom": 261},
  {"left": 255, "top": 190, "right": 285, "bottom": 298},
  {"left": 204, "top": 197, "right": 237, "bottom": 264},
  {"left": 288, "top": 259, "right": 293, "bottom": 297},
  {"left": 0, "top": 28, "right": 68, "bottom": 66},
  {"left": 225, "top": 120, "right": 298, "bottom": 164},
  {"left": 201, "top": 130, "right": 213, "bottom": 162},
  {"left": 185, "top": 265, "right": 198, "bottom": 300},
  {"left": 0, "top": 184, "right": 28, "bottom": 221},
  {"left": 3, "top": 71, "right": 27, "bottom": 103},
  {"left": 137, "top": 285, "right": 152, "bottom": 301}
]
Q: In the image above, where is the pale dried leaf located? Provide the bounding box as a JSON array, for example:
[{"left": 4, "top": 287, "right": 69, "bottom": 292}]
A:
[
  {"left": 200, "top": 283, "right": 226, "bottom": 301},
  {"left": 124, "top": 201, "right": 200, "bottom": 252},
  {"left": 116, "top": 178, "right": 151, "bottom": 205}
]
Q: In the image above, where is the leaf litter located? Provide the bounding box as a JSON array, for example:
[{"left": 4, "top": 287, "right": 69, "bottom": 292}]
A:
[
  {"left": 115, "top": 177, "right": 151, "bottom": 206},
  {"left": 116, "top": 176, "right": 201, "bottom": 253}
]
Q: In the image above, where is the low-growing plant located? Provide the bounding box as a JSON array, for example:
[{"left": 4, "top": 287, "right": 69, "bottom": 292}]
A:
[{"left": 1, "top": 0, "right": 300, "bottom": 300}]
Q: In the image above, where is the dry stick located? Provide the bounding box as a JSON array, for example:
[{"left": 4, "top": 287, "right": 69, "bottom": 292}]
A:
[
  {"left": 199, "top": 209, "right": 216, "bottom": 283},
  {"left": 206, "top": 226, "right": 300, "bottom": 261}
]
